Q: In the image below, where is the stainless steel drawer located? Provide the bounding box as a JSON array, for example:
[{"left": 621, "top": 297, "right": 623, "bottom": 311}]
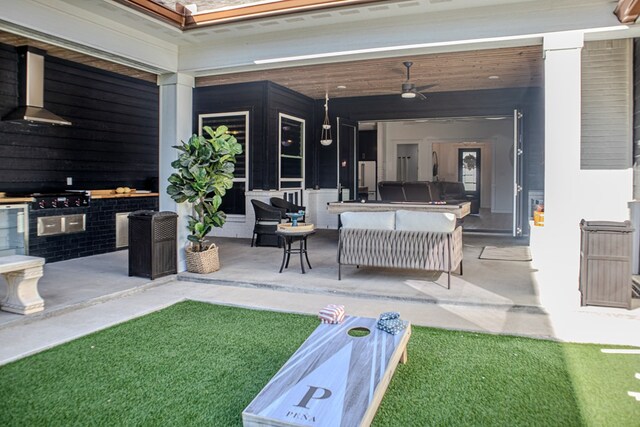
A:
[
  {"left": 38, "top": 216, "right": 63, "bottom": 236},
  {"left": 36, "top": 214, "right": 86, "bottom": 236},
  {"left": 64, "top": 214, "right": 86, "bottom": 233},
  {"left": 115, "top": 212, "right": 130, "bottom": 248}
]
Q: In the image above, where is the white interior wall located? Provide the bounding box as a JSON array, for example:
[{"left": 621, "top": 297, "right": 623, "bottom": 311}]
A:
[{"left": 378, "top": 119, "right": 513, "bottom": 212}]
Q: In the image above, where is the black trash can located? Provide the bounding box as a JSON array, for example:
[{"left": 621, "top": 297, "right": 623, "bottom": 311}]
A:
[
  {"left": 579, "top": 220, "right": 633, "bottom": 309},
  {"left": 128, "top": 211, "right": 178, "bottom": 279}
]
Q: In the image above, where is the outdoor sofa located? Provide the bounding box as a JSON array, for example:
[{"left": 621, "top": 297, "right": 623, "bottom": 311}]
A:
[
  {"left": 337, "top": 210, "right": 463, "bottom": 288},
  {"left": 377, "top": 180, "right": 479, "bottom": 214}
]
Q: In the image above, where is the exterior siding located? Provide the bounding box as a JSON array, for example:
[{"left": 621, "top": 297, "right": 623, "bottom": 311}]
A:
[
  {"left": 0, "top": 42, "right": 159, "bottom": 193},
  {"left": 581, "top": 39, "right": 633, "bottom": 170}
]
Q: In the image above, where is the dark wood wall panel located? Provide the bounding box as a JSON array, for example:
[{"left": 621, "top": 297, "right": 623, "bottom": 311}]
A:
[
  {"left": 266, "top": 82, "right": 315, "bottom": 190},
  {"left": 193, "top": 81, "right": 265, "bottom": 190},
  {"left": 0, "top": 42, "right": 159, "bottom": 193},
  {"left": 193, "top": 81, "right": 315, "bottom": 191}
]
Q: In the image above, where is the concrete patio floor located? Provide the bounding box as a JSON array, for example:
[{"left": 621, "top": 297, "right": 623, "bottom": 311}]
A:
[
  {"left": 182, "top": 231, "right": 541, "bottom": 309},
  {"left": 0, "top": 231, "right": 638, "bottom": 366}
]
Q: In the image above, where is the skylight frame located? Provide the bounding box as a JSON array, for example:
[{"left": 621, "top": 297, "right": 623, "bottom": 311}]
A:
[{"left": 115, "top": 0, "right": 387, "bottom": 29}]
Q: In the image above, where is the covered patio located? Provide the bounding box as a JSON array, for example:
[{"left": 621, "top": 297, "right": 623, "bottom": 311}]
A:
[
  {"left": 0, "top": 231, "right": 540, "bottom": 328},
  {"left": 2, "top": 230, "right": 639, "bottom": 361}
]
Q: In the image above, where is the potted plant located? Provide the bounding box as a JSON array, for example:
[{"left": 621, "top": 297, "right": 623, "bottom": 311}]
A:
[{"left": 167, "top": 125, "right": 242, "bottom": 273}]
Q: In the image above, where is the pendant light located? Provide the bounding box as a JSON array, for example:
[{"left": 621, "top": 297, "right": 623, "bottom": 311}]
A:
[{"left": 320, "top": 92, "right": 333, "bottom": 146}]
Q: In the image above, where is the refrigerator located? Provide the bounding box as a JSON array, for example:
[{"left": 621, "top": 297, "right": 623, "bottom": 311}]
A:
[
  {"left": 0, "top": 204, "right": 29, "bottom": 256},
  {"left": 358, "top": 161, "right": 377, "bottom": 200}
]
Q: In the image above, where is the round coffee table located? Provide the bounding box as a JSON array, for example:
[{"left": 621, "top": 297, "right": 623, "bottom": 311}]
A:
[{"left": 276, "top": 228, "right": 315, "bottom": 274}]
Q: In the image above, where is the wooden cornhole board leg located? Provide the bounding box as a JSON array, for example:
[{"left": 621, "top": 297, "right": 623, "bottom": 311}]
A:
[{"left": 243, "top": 316, "right": 411, "bottom": 427}]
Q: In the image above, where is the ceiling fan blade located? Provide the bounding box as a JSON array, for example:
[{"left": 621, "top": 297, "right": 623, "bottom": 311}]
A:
[
  {"left": 417, "top": 92, "right": 428, "bottom": 100},
  {"left": 416, "top": 83, "right": 438, "bottom": 92}
]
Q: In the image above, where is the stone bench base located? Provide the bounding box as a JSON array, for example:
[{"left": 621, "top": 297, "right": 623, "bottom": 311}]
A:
[{"left": 0, "top": 256, "right": 45, "bottom": 315}]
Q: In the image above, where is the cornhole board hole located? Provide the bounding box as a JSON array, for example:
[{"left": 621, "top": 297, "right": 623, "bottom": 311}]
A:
[{"left": 242, "top": 316, "right": 411, "bottom": 427}]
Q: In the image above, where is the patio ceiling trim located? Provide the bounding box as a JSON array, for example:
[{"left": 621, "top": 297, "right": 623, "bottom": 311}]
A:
[
  {"left": 615, "top": 0, "right": 640, "bottom": 23},
  {"left": 114, "top": 0, "right": 388, "bottom": 29},
  {"left": 112, "top": 0, "right": 185, "bottom": 26}
]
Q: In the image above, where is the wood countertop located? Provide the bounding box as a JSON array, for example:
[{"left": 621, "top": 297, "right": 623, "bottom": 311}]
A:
[
  {"left": 90, "top": 192, "right": 159, "bottom": 199},
  {"left": 0, "top": 197, "right": 34, "bottom": 204},
  {"left": 0, "top": 192, "right": 159, "bottom": 203}
]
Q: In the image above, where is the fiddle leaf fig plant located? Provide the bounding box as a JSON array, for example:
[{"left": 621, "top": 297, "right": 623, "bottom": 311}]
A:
[{"left": 166, "top": 125, "right": 242, "bottom": 252}]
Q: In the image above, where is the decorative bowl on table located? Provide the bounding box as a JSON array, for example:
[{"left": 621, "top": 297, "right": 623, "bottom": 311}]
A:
[{"left": 285, "top": 211, "right": 305, "bottom": 227}]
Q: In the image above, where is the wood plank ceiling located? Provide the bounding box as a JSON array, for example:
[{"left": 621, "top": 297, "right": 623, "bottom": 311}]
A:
[
  {"left": 197, "top": 45, "right": 543, "bottom": 99},
  {"left": 0, "top": 29, "right": 542, "bottom": 100},
  {"left": 0, "top": 31, "right": 157, "bottom": 83}
]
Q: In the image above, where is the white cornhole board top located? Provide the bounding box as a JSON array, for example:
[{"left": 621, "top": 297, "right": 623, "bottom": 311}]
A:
[{"left": 242, "top": 316, "right": 411, "bottom": 427}]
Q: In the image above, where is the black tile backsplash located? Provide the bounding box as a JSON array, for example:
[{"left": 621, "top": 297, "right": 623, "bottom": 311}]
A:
[{"left": 29, "top": 197, "right": 159, "bottom": 263}]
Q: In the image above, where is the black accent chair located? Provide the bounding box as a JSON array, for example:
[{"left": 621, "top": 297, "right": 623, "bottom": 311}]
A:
[
  {"left": 250, "top": 199, "right": 282, "bottom": 247},
  {"left": 270, "top": 197, "right": 306, "bottom": 223},
  {"left": 377, "top": 181, "right": 406, "bottom": 202}
]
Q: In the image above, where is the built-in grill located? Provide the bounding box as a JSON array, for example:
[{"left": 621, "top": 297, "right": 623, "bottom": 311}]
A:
[
  {"left": 7, "top": 191, "right": 91, "bottom": 237},
  {"left": 30, "top": 191, "right": 90, "bottom": 210}
]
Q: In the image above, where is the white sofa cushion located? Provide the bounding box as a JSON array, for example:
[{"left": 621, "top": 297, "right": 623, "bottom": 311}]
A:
[
  {"left": 340, "top": 211, "right": 395, "bottom": 230},
  {"left": 395, "top": 210, "right": 456, "bottom": 233}
]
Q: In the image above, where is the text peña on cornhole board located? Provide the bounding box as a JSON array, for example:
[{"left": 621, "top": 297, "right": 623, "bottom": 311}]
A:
[{"left": 242, "top": 316, "right": 411, "bottom": 427}]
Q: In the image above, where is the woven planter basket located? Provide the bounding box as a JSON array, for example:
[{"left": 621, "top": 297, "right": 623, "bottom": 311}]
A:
[{"left": 185, "top": 243, "right": 219, "bottom": 274}]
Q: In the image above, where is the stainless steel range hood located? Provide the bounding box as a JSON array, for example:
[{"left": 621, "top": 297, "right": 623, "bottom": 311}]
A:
[{"left": 2, "top": 46, "right": 71, "bottom": 126}]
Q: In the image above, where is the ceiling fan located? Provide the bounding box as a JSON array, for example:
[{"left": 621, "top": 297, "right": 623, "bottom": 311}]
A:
[{"left": 401, "top": 61, "right": 436, "bottom": 100}]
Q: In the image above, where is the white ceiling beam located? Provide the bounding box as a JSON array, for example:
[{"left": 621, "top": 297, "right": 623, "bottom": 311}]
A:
[
  {"left": 0, "top": 0, "right": 179, "bottom": 74},
  {"left": 178, "top": 0, "right": 627, "bottom": 76}
]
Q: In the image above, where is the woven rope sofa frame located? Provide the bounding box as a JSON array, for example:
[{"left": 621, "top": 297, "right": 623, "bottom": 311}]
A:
[{"left": 337, "top": 226, "right": 463, "bottom": 288}]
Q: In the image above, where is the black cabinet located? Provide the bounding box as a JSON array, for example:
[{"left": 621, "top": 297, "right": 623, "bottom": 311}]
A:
[{"left": 128, "top": 211, "right": 177, "bottom": 280}]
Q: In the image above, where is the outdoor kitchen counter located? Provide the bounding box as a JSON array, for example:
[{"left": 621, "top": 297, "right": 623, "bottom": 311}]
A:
[{"left": 89, "top": 192, "right": 159, "bottom": 199}]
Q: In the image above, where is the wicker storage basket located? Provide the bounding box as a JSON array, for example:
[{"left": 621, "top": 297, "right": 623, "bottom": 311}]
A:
[{"left": 185, "top": 243, "right": 220, "bottom": 273}]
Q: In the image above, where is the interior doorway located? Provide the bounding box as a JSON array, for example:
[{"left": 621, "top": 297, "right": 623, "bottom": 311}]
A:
[
  {"left": 361, "top": 116, "right": 518, "bottom": 234},
  {"left": 458, "top": 148, "right": 481, "bottom": 206}
]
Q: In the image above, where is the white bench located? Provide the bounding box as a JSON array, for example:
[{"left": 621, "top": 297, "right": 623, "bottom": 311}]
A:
[{"left": 0, "top": 255, "right": 45, "bottom": 315}]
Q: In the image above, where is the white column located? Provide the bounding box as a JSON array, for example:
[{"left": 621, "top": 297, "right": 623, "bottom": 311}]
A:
[
  {"left": 158, "top": 73, "right": 195, "bottom": 272},
  {"left": 539, "top": 31, "right": 584, "bottom": 309}
]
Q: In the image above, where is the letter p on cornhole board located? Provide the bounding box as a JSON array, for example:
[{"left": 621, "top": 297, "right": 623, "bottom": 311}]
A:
[{"left": 242, "top": 316, "right": 411, "bottom": 427}]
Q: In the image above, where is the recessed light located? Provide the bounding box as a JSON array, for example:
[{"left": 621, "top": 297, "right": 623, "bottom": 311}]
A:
[
  {"left": 337, "top": 85, "right": 347, "bottom": 89},
  {"left": 488, "top": 75, "right": 500, "bottom": 80}
]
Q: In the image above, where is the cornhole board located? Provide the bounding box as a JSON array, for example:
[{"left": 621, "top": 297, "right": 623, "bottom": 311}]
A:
[{"left": 242, "top": 316, "right": 411, "bottom": 427}]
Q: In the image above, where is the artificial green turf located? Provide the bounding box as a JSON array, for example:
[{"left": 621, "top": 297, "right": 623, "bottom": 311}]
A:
[{"left": 0, "top": 301, "right": 638, "bottom": 426}]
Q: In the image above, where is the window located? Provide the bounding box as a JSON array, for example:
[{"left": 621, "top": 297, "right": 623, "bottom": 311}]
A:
[
  {"left": 279, "top": 113, "right": 305, "bottom": 190},
  {"left": 199, "top": 112, "right": 249, "bottom": 215}
]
